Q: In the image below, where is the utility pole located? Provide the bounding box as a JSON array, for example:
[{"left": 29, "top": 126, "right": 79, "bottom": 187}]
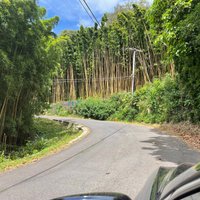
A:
[{"left": 127, "top": 47, "right": 143, "bottom": 94}]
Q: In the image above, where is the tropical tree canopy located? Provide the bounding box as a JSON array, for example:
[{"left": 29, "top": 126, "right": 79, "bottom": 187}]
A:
[{"left": 0, "top": 0, "right": 59, "bottom": 145}]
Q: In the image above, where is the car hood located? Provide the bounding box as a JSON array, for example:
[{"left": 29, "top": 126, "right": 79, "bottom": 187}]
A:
[{"left": 135, "top": 163, "right": 194, "bottom": 200}]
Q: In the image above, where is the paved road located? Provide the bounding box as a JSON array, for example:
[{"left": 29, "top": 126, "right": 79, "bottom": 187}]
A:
[{"left": 0, "top": 117, "right": 200, "bottom": 200}]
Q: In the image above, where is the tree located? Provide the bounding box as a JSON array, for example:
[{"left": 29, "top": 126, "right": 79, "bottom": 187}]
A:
[
  {"left": 56, "top": 2, "right": 171, "bottom": 100},
  {"left": 0, "top": 0, "right": 59, "bottom": 145},
  {"left": 147, "top": 0, "right": 200, "bottom": 122}
]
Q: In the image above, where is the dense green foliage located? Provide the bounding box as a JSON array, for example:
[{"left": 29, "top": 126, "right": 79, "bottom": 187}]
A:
[
  {"left": 0, "top": 0, "right": 60, "bottom": 146},
  {"left": 0, "top": 118, "right": 81, "bottom": 171},
  {"left": 134, "top": 75, "right": 179, "bottom": 123},
  {"left": 75, "top": 98, "right": 116, "bottom": 120},
  {"left": 108, "top": 93, "right": 138, "bottom": 121},
  {"left": 148, "top": 0, "right": 200, "bottom": 122},
  {"left": 54, "top": 2, "right": 167, "bottom": 100},
  {"left": 75, "top": 75, "right": 195, "bottom": 123},
  {"left": 55, "top": 0, "right": 200, "bottom": 123}
]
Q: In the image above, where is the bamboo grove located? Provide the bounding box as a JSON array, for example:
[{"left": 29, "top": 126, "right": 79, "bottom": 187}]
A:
[
  {"left": 52, "top": 3, "right": 175, "bottom": 101},
  {"left": 0, "top": 0, "right": 59, "bottom": 145}
]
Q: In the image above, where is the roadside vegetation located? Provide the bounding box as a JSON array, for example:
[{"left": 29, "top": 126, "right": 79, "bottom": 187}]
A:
[
  {"left": 74, "top": 75, "right": 199, "bottom": 124},
  {"left": 0, "top": 118, "right": 81, "bottom": 172},
  {"left": 0, "top": 0, "right": 61, "bottom": 148}
]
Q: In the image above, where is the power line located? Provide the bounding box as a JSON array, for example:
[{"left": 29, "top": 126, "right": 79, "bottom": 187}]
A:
[
  {"left": 82, "top": 0, "right": 101, "bottom": 27},
  {"left": 78, "top": 0, "right": 96, "bottom": 24},
  {"left": 54, "top": 76, "right": 132, "bottom": 83}
]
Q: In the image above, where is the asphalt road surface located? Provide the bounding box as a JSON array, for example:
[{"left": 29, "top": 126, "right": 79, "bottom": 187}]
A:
[{"left": 0, "top": 117, "right": 200, "bottom": 200}]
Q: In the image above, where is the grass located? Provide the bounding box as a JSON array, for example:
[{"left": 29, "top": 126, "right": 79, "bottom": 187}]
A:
[{"left": 0, "top": 118, "right": 82, "bottom": 172}]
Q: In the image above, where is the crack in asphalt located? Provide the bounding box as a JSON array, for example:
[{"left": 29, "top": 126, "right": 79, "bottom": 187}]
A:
[{"left": 0, "top": 124, "right": 127, "bottom": 194}]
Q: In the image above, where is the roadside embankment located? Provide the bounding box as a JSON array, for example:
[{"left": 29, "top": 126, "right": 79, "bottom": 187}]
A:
[{"left": 0, "top": 117, "right": 89, "bottom": 173}]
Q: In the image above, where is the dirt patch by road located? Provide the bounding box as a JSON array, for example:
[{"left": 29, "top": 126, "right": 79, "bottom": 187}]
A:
[{"left": 160, "top": 122, "right": 200, "bottom": 150}]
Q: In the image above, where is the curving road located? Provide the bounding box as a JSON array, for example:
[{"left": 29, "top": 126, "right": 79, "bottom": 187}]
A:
[{"left": 0, "top": 117, "right": 200, "bottom": 200}]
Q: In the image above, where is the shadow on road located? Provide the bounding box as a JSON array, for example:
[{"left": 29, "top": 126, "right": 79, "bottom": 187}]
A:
[{"left": 141, "top": 128, "right": 200, "bottom": 165}]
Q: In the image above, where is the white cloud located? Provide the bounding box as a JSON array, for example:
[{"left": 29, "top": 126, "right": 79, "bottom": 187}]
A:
[
  {"left": 78, "top": 18, "right": 94, "bottom": 27},
  {"left": 86, "top": 0, "right": 152, "bottom": 14},
  {"left": 86, "top": 0, "right": 122, "bottom": 13}
]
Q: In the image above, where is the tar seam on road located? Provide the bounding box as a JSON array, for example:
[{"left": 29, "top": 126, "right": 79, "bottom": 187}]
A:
[{"left": 0, "top": 124, "right": 127, "bottom": 194}]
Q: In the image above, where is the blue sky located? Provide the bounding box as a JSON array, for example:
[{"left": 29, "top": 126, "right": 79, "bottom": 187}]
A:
[{"left": 38, "top": 0, "right": 153, "bottom": 34}]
